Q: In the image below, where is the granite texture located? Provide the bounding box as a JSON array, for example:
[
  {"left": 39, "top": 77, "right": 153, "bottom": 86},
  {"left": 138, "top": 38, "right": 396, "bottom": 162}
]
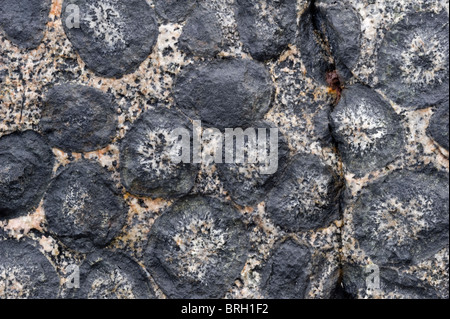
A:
[{"left": 0, "top": 0, "right": 449, "bottom": 299}]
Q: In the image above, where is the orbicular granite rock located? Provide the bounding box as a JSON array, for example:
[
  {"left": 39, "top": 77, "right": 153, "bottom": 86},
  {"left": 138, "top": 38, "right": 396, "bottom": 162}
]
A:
[
  {"left": 44, "top": 160, "right": 127, "bottom": 253},
  {"left": 331, "top": 84, "right": 405, "bottom": 176},
  {"left": 144, "top": 196, "right": 249, "bottom": 299},
  {"left": 352, "top": 168, "right": 449, "bottom": 266},
  {"left": 62, "top": 0, "right": 159, "bottom": 78},
  {"left": 154, "top": 0, "right": 197, "bottom": 23},
  {"left": 376, "top": 11, "right": 449, "bottom": 109},
  {"left": 428, "top": 100, "right": 449, "bottom": 151},
  {"left": 39, "top": 84, "right": 118, "bottom": 153},
  {"left": 120, "top": 107, "right": 198, "bottom": 199},
  {"left": 0, "top": 0, "right": 51, "bottom": 49},
  {"left": 173, "top": 58, "right": 274, "bottom": 130},
  {"left": 178, "top": 6, "right": 223, "bottom": 58},
  {"left": 217, "top": 120, "right": 289, "bottom": 207},
  {"left": 265, "top": 153, "right": 342, "bottom": 232},
  {"left": 72, "top": 250, "right": 156, "bottom": 299},
  {"left": 0, "top": 131, "right": 54, "bottom": 220},
  {"left": 260, "top": 238, "right": 312, "bottom": 299},
  {"left": 235, "top": 0, "right": 298, "bottom": 62},
  {"left": 0, "top": 239, "right": 59, "bottom": 299}
]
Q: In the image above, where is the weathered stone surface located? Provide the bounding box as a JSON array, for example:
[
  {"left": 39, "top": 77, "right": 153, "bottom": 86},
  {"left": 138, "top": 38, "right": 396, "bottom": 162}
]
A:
[
  {"left": 266, "top": 153, "right": 342, "bottom": 232},
  {"left": 44, "top": 160, "right": 127, "bottom": 253},
  {"left": 0, "top": 131, "right": 54, "bottom": 219},
  {"left": 343, "top": 263, "right": 439, "bottom": 299},
  {"left": 376, "top": 12, "right": 449, "bottom": 109},
  {"left": 217, "top": 121, "right": 289, "bottom": 207},
  {"left": 428, "top": 100, "right": 449, "bottom": 151},
  {"left": 298, "top": 1, "right": 361, "bottom": 84},
  {"left": 39, "top": 84, "right": 118, "bottom": 153},
  {"left": 331, "top": 84, "right": 405, "bottom": 176},
  {"left": 0, "top": 239, "right": 59, "bottom": 299},
  {"left": 173, "top": 59, "right": 274, "bottom": 130},
  {"left": 260, "top": 238, "right": 312, "bottom": 299},
  {"left": 154, "top": 0, "right": 197, "bottom": 23},
  {"left": 178, "top": 6, "right": 223, "bottom": 58},
  {"left": 235, "top": 0, "right": 297, "bottom": 62},
  {"left": 62, "top": 0, "right": 159, "bottom": 78},
  {"left": 73, "top": 250, "right": 156, "bottom": 299},
  {"left": 120, "top": 107, "right": 198, "bottom": 199},
  {"left": 144, "top": 196, "right": 249, "bottom": 299},
  {"left": 352, "top": 168, "right": 449, "bottom": 266},
  {"left": 0, "top": 0, "right": 51, "bottom": 49}
]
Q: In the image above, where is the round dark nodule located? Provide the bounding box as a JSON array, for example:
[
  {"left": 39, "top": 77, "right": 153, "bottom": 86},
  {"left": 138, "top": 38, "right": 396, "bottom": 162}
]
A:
[
  {"left": 119, "top": 107, "right": 198, "bottom": 199},
  {"left": 71, "top": 250, "right": 156, "bottom": 299},
  {"left": 266, "top": 153, "right": 342, "bottom": 232},
  {"left": 217, "top": 120, "right": 290, "bottom": 207},
  {"left": 353, "top": 168, "right": 449, "bottom": 266},
  {"left": 0, "top": 0, "right": 51, "bottom": 49},
  {"left": 0, "top": 239, "right": 60, "bottom": 299},
  {"left": 178, "top": 6, "right": 223, "bottom": 58},
  {"left": 330, "top": 84, "right": 405, "bottom": 177},
  {"left": 173, "top": 58, "right": 274, "bottom": 130},
  {"left": 39, "top": 84, "right": 118, "bottom": 153},
  {"left": 62, "top": 0, "right": 159, "bottom": 78},
  {"left": 260, "top": 238, "right": 312, "bottom": 299},
  {"left": 44, "top": 160, "right": 127, "bottom": 253},
  {"left": 376, "top": 11, "right": 449, "bottom": 109},
  {"left": 235, "top": 0, "right": 298, "bottom": 62},
  {"left": 0, "top": 131, "right": 54, "bottom": 220},
  {"left": 154, "top": 0, "right": 197, "bottom": 23},
  {"left": 144, "top": 196, "right": 249, "bottom": 299},
  {"left": 428, "top": 100, "right": 449, "bottom": 151}
]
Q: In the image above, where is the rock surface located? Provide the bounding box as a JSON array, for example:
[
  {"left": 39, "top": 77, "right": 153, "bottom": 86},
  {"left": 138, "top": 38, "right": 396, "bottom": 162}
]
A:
[
  {"left": 173, "top": 59, "right": 274, "bottom": 130},
  {"left": 1, "top": 0, "right": 448, "bottom": 300},
  {"left": 0, "top": 131, "right": 54, "bottom": 219},
  {"left": 62, "top": 0, "right": 159, "bottom": 78},
  {"left": 0, "top": 0, "right": 51, "bottom": 49},
  {"left": 120, "top": 107, "right": 198, "bottom": 199},
  {"left": 39, "top": 84, "right": 118, "bottom": 153},
  {"left": 0, "top": 238, "right": 59, "bottom": 299},
  {"left": 44, "top": 160, "right": 127, "bottom": 253},
  {"left": 144, "top": 196, "right": 250, "bottom": 299}
]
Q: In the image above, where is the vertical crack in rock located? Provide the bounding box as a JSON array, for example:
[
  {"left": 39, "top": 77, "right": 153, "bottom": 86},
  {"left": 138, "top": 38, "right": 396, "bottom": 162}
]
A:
[
  {"left": 144, "top": 196, "right": 250, "bottom": 299},
  {"left": 298, "top": 0, "right": 361, "bottom": 86},
  {"left": 44, "top": 160, "right": 127, "bottom": 253}
]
